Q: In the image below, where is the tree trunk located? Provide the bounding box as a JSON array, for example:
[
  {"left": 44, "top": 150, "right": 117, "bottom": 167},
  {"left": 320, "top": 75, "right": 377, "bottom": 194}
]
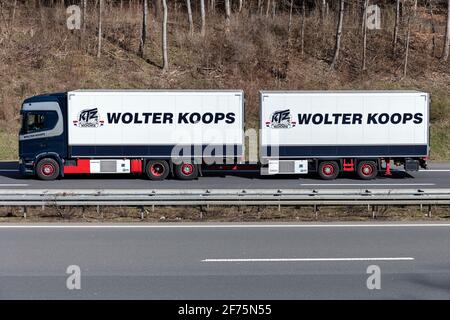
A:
[
  {"left": 266, "top": 0, "right": 271, "bottom": 18},
  {"left": 200, "top": 0, "right": 206, "bottom": 36},
  {"left": 82, "top": 0, "right": 87, "bottom": 34},
  {"left": 11, "top": 0, "right": 18, "bottom": 26},
  {"left": 428, "top": 0, "right": 436, "bottom": 57},
  {"left": 404, "top": 2, "right": 417, "bottom": 77},
  {"left": 97, "top": 0, "right": 103, "bottom": 58},
  {"left": 225, "top": 0, "right": 231, "bottom": 33},
  {"left": 138, "top": 0, "right": 148, "bottom": 58},
  {"left": 301, "top": 0, "right": 305, "bottom": 56},
  {"left": 210, "top": 0, "right": 215, "bottom": 14},
  {"left": 443, "top": 0, "right": 450, "bottom": 61},
  {"left": 258, "top": 0, "right": 263, "bottom": 15},
  {"left": 393, "top": 0, "right": 400, "bottom": 52},
  {"left": 288, "top": 0, "right": 293, "bottom": 35},
  {"left": 362, "top": 0, "right": 368, "bottom": 70},
  {"left": 186, "top": 0, "right": 194, "bottom": 35},
  {"left": 238, "top": 0, "right": 243, "bottom": 13},
  {"left": 331, "top": 0, "right": 345, "bottom": 69},
  {"left": 162, "top": 0, "right": 168, "bottom": 71}
]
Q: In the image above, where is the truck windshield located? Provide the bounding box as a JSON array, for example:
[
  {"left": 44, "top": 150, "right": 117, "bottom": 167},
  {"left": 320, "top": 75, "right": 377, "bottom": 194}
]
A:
[{"left": 21, "top": 111, "right": 58, "bottom": 134}]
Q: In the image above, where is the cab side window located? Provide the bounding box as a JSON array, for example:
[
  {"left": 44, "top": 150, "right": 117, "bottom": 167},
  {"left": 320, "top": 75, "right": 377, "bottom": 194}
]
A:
[{"left": 23, "top": 111, "right": 58, "bottom": 134}]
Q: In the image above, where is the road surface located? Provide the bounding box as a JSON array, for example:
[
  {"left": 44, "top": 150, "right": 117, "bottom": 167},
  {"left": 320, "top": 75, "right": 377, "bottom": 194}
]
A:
[
  {"left": 0, "top": 161, "right": 449, "bottom": 190},
  {"left": 0, "top": 223, "right": 449, "bottom": 299}
]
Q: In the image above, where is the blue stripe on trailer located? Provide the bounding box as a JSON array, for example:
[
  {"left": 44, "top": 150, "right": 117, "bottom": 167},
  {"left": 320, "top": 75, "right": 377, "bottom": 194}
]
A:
[
  {"left": 70, "top": 145, "right": 243, "bottom": 158},
  {"left": 261, "top": 144, "right": 428, "bottom": 158}
]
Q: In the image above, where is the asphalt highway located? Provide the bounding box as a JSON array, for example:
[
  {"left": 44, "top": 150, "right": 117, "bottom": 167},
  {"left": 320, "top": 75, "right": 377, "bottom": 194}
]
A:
[
  {"left": 0, "top": 223, "right": 449, "bottom": 299},
  {"left": 0, "top": 161, "right": 449, "bottom": 190}
]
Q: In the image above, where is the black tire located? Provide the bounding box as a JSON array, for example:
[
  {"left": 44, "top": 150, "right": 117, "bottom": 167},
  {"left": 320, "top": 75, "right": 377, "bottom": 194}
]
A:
[
  {"left": 36, "top": 158, "right": 60, "bottom": 181},
  {"left": 174, "top": 162, "right": 199, "bottom": 180},
  {"left": 357, "top": 161, "right": 378, "bottom": 180},
  {"left": 318, "top": 161, "right": 339, "bottom": 180},
  {"left": 145, "top": 160, "right": 170, "bottom": 181}
]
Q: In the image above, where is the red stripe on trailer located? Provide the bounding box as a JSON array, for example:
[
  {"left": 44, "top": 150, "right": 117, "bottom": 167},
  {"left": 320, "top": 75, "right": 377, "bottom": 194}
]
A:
[
  {"left": 130, "top": 159, "right": 143, "bottom": 174},
  {"left": 64, "top": 159, "right": 90, "bottom": 174}
]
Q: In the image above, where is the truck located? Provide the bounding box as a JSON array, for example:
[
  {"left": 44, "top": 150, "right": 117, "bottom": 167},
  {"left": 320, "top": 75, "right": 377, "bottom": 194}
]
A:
[
  {"left": 18, "top": 90, "right": 429, "bottom": 181},
  {"left": 19, "top": 90, "right": 244, "bottom": 180}
]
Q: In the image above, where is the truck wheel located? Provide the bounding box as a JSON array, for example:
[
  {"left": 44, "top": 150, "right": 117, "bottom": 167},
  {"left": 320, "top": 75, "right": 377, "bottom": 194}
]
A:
[
  {"left": 357, "top": 161, "right": 378, "bottom": 180},
  {"left": 36, "top": 158, "right": 60, "bottom": 181},
  {"left": 146, "top": 160, "right": 170, "bottom": 181},
  {"left": 175, "top": 162, "right": 199, "bottom": 180},
  {"left": 318, "top": 161, "right": 339, "bottom": 180}
]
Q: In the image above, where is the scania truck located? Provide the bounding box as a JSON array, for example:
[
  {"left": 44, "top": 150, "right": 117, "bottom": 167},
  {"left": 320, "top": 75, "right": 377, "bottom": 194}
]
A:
[{"left": 19, "top": 90, "right": 429, "bottom": 180}]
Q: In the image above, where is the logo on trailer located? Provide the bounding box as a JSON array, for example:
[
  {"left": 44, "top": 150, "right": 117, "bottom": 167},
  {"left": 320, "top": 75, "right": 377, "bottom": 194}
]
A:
[
  {"left": 73, "top": 108, "right": 104, "bottom": 128},
  {"left": 266, "top": 109, "right": 296, "bottom": 129}
]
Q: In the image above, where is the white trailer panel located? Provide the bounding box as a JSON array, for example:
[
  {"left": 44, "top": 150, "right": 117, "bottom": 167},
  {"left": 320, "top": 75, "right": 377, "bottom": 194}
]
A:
[
  {"left": 260, "top": 91, "right": 429, "bottom": 159},
  {"left": 67, "top": 90, "right": 244, "bottom": 159}
]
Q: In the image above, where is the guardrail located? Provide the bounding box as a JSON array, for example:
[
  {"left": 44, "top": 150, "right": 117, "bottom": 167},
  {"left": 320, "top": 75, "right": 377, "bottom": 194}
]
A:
[{"left": 0, "top": 188, "right": 449, "bottom": 206}]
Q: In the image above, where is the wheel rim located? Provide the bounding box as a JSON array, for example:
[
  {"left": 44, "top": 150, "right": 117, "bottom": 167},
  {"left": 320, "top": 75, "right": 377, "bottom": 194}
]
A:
[
  {"left": 150, "top": 163, "right": 165, "bottom": 177},
  {"left": 41, "top": 163, "right": 55, "bottom": 176},
  {"left": 181, "top": 163, "right": 194, "bottom": 176},
  {"left": 361, "top": 164, "right": 374, "bottom": 176},
  {"left": 322, "top": 164, "right": 335, "bottom": 176}
]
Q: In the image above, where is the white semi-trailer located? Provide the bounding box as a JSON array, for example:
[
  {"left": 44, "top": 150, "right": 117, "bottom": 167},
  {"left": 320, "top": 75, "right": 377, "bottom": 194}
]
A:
[
  {"left": 18, "top": 90, "right": 429, "bottom": 181},
  {"left": 260, "top": 91, "right": 429, "bottom": 179}
]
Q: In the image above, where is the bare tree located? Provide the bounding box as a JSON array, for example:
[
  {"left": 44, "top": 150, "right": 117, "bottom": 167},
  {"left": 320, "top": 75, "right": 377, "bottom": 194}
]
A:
[
  {"left": 82, "top": 0, "right": 87, "bottom": 34},
  {"left": 97, "top": 0, "right": 103, "bottom": 58},
  {"left": 238, "top": 0, "right": 243, "bottom": 13},
  {"left": 162, "top": 0, "right": 168, "bottom": 71},
  {"left": 300, "top": 0, "right": 305, "bottom": 56},
  {"left": 443, "top": 0, "right": 450, "bottom": 61},
  {"left": 186, "top": 0, "right": 194, "bottom": 35},
  {"left": 11, "top": 0, "right": 17, "bottom": 26},
  {"left": 393, "top": 0, "right": 400, "bottom": 52},
  {"left": 138, "top": 0, "right": 148, "bottom": 58},
  {"left": 331, "top": 0, "right": 345, "bottom": 69},
  {"left": 266, "top": 0, "right": 271, "bottom": 17},
  {"left": 210, "top": 0, "right": 215, "bottom": 14},
  {"left": 200, "top": 0, "right": 206, "bottom": 36},
  {"left": 428, "top": 0, "right": 437, "bottom": 56},
  {"left": 225, "top": 0, "right": 231, "bottom": 33},
  {"left": 362, "top": 0, "right": 368, "bottom": 70},
  {"left": 404, "top": 1, "right": 418, "bottom": 78},
  {"left": 288, "top": 0, "right": 294, "bottom": 35}
]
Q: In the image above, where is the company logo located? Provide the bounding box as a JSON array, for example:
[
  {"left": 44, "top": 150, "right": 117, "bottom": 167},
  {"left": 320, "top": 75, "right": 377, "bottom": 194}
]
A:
[
  {"left": 73, "top": 108, "right": 104, "bottom": 128},
  {"left": 266, "top": 109, "right": 296, "bottom": 129},
  {"left": 266, "top": 110, "right": 424, "bottom": 127}
]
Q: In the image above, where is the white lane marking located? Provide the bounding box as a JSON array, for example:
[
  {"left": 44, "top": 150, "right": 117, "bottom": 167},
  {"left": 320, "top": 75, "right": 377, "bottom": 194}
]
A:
[
  {"left": 0, "top": 169, "right": 19, "bottom": 172},
  {"left": 300, "top": 183, "right": 435, "bottom": 186},
  {"left": 202, "top": 257, "right": 415, "bottom": 262},
  {"left": 421, "top": 170, "right": 450, "bottom": 172},
  {"left": 0, "top": 223, "right": 450, "bottom": 229},
  {"left": 0, "top": 184, "right": 28, "bottom": 187}
]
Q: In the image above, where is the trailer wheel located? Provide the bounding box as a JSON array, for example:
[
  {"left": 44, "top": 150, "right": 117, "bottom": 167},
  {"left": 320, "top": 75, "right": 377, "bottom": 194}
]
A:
[
  {"left": 36, "top": 158, "right": 60, "bottom": 181},
  {"left": 357, "top": 161, "right": 378, "bottom": 180},
  {"left": 146, "top": 160, "right": 170, "bottom": 181},
  {"left": 318, "top": 161, "right": 339, "bottom": 180},
  {"left": 175, "top": 162, "right": 199, "bottom": 180}
]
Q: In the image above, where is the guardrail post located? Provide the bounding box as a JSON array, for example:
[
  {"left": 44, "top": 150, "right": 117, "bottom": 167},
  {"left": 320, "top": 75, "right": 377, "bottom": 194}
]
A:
[
  {"left": 314, "top": 205, "right": 318, "bottom": 220},
  {"left": 428, "top": 205, "right": 432, "bottom": 218},
  {"left": 372, "top": 205, "right": 377, "bottom": 220},
  {"left": 23, "top": 206, "right": 27, "bottom": 219},
  {"left": 140, "top": 206, "right": 146, "bottom": 220}
]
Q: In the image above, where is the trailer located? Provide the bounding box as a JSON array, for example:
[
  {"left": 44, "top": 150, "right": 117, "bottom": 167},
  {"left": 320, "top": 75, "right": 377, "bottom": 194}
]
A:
[
  {"left": 18, "top": 90, "right": 429, "bottom": 181},
  {"left": 19, "top": 90, "right": 244, "bottom": 180},
  {"left": 259, "top": 91, "right": 429, "bottom": 179}
]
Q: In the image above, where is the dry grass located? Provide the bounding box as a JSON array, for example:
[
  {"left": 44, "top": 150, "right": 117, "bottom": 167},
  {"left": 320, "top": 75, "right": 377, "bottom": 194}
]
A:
[{"left": 0, "top": 204, "right": 449, "bottom": 223}]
